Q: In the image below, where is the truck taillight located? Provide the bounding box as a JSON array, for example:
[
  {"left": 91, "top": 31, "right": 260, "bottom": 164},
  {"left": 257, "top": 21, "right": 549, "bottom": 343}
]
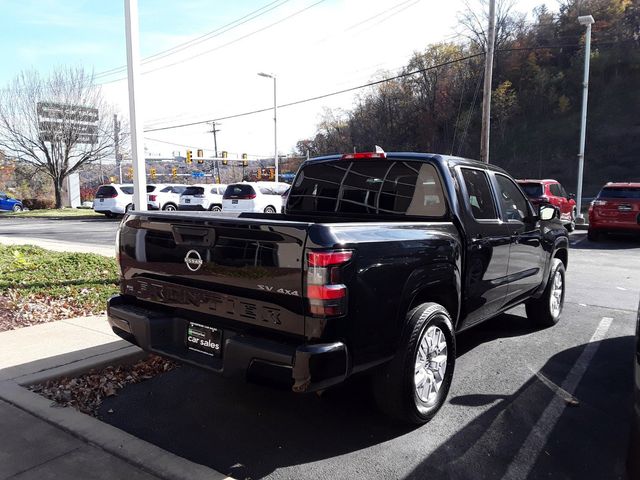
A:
[
  {"left": 149, "top": 195, "right": 157, "bottom": 201},
  {"left": 305, "top": 250, "right": 352, "bottom": 317}
]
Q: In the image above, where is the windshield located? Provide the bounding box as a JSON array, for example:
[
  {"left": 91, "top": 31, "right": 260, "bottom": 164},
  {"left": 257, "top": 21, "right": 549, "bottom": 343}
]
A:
[
  {"left": 288, "top": 159, "right": 447, "bottom": 217},
  {"left": 598, "top": 187, "right": 640, "bottom": 199},
  {"left": 518, "top": 182, "right": 543, "bottom": 197}
]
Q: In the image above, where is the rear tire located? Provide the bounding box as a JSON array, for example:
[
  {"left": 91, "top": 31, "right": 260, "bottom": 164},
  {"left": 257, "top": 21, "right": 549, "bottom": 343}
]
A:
[
  {"left": 163, "top": 203, "right": 177, "bottom": 211},
  {"left": 264, "top": 206, "right": 276, "bottom": 214},
  {"left": 125, "top": 204, "right": 133, "bottom": 213},
  {"left": 12, "top": 204, "right": 23, "bottom": 212},
  {"left": 587, "top": 229, "right": 600, "bottom": 241},
  {"left": 372, "top": 303, "right": 455, "bottom": 424},
  {"left": 525, "top": 258, "right": 565, "bottom": 328},
  {"left": 209, "top": 204, "right": 222, "bottom": 212}
]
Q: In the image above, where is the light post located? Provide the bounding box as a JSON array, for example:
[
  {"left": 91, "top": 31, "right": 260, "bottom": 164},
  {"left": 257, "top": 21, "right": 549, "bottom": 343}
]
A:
[
  {"left": 258, "top": 72, "right": 278, "bottom": 182},
  {"left": 575, "top": 15, "right": 595, "bottom": 223}
]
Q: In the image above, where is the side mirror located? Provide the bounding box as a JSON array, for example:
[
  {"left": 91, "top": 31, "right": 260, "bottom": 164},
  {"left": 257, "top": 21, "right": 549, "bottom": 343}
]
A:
[
  {"left": 539, "top": 204, "right": 557, "bottom": 221},
  {"left": 568, "top": 193, "right": 576, "bottom": 199}
]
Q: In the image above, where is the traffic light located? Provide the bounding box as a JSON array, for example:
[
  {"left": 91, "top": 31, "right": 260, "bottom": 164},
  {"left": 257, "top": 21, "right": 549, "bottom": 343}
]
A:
[
  {"left": 257, "top": 168, "right": 262, "bottom": 178},
  {"left": 127, "top": 167, "right": 133, "bottom": 178},
  {"left": 109, "top": 176, "right": 116, "bottom": 183},
  {"left": 186, "top": 149, "right": 192, "bottom": 164},
  {"left": 221, "top": 150, "right": 228, "bottom": 165},
  {"left": 150, "top": 167, "right": 157, "bottom": 179},
  {"left": 171, "top": 167, "right": 178, "bottom": 178},
  {"left": 269, "top": 168, "right": 275, "bottom": 180},
  {"left": 197, "top": 149, "right": 203, "bottom": 157},
  {"left": 242, "top": 153, "right": 248, "bottom": 167}
]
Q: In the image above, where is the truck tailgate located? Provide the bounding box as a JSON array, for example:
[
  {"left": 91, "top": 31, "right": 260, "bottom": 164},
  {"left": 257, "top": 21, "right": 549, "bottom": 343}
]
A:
[{"left": 117, "top": 212, "right": 311, "bottom": 336}]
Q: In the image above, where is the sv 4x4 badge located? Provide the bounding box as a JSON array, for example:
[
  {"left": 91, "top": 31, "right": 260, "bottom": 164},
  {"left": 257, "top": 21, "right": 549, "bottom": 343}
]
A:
[{"left": 257, "top": 284, "right": 299, "bottom": 296}]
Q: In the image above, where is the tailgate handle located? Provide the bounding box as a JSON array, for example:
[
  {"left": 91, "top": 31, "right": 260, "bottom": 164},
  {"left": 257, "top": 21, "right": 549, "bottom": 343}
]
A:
[{"left": 172, "top": 226, "right": 216, "bottom": 246}]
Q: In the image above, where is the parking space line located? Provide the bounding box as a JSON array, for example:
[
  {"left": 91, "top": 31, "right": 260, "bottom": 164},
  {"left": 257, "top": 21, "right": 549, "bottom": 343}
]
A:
[{"left": 501, "top": 316, "right": 613, "bottom": 480}]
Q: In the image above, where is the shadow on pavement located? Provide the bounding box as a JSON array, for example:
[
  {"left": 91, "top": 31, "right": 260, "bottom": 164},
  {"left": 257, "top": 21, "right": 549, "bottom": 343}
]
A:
[
  {"left": 406, "top": 335, "right": 634, "bottom": 480},
  {"left": 97, "top": 312, "right": 636, "bottom": 480},
  {"left": 571, "top": 232, "right": 640, "bottom": 251}
]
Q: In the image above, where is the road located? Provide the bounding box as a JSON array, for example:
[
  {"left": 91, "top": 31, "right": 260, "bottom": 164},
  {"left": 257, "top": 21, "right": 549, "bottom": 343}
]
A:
[
  {"left": 88, "top": 231, "right": 639, "bottom": 480},
  {"left": 0, "top": 218, "right": 638, "bottom": 478}
]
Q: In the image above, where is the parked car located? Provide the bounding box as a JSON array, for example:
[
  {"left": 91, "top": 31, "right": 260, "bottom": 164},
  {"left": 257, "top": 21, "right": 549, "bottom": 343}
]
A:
[
  {"left": 147, "top": 184, "right": 187, "bottom": 211},
  {"left": 517, "top": 179, "right": 577, "bottom": 231},
  {"left": 628, "top": 298, "right": 640, "bottom": 478},
  {"left": 93, "top": 184, "right": 135, "bottom": 217},
  {"left": 0, "top": 192, "right": 23, "bottom": 212},
  {"left": 178, "top": 184, "right": 227, "bottom": 211},
  {"left": 222, "top": 181, "right": 289, "bottom": 213},
  {"left": 108, "top": 152, "right": 568, "bottom": 424},
  {"left": 588, "top": 183, "right": 640, "bottom": 241}
]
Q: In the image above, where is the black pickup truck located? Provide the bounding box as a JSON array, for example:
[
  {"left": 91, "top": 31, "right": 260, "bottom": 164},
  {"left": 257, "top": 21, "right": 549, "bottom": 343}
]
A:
[{"left": 107, "top": 152, "right": 569, "bottom": 424}]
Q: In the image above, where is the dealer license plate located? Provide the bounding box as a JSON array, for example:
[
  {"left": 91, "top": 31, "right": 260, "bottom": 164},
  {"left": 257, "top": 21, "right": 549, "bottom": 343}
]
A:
[
  {"left": 185, "top": 198, "right": 191, "bottom": 203},
  {"left": 232, "top": 199, "right": 238, "bottom": 204},
  {"left": 185, "top": 322, "right": 222, "bottom": 357},
  {"left": 99, "top": 198, "right": 104, "bottom": 202}
]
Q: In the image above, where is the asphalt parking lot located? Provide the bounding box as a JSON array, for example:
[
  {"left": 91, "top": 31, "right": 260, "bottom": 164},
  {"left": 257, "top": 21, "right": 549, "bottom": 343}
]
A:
[{"left": 92, "top": 231, "right": 639, "bottom": 480}]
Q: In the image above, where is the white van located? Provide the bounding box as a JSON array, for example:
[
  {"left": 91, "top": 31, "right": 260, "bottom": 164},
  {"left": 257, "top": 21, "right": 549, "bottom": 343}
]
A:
[
  {"left": 179, "top": 184, "right": 227, "bottom": 211},
  {"left": 222, "top": 182, "right": 289, "bottom": 214}
]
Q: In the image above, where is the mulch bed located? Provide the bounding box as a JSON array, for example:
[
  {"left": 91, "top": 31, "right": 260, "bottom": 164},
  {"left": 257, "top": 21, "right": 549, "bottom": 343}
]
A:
[{"left": 30, "top": 355, "right": 178, "bottom": 417}]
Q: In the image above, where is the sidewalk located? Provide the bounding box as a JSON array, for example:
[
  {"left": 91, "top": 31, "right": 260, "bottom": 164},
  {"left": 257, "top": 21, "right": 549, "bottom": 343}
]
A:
[
  {"left": 0, "top": 236, "right": 114, "bottom": 257},
  {"left": 0, "top": 316, "right": 229, "bottom": 480}
]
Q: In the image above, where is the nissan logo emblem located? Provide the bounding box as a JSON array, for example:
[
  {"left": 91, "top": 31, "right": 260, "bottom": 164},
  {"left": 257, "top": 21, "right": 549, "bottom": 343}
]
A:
[{"left": 184, "top": 249, "right": 203, "bottom": 272}]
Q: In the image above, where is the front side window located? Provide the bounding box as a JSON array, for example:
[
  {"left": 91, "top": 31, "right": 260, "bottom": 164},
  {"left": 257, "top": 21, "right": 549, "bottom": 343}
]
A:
[
  {"left": 496, "top": 175, "right": 531, "bottom": 222},
  {"left": 549, "top": 183, "right": 563, "bottom": 197},
  {"left": 288, "top": 159, "right": 446, "bottom": 217},
  {"left": 460, "top": 168, "right": 497, "bottom": 220}
]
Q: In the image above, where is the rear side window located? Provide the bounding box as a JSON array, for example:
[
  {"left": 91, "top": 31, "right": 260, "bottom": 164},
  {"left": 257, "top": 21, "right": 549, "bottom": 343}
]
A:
[
  {"left": 224, "top": 185, "right": 256, "bottom": 199},
  {"left": 120, "top": 186, "right": 134, "bottom": 195},
  {"left": 288, "top": 159, "right": 446, "bottom": 217},
  {"left": 160, "top": 186, "right": 173, "bottom": 193},
  {"left": 146, "top": 185, "right": 157, "bottom": 193},
  {"left": 95, "top": 186, "right": 117, "bottom": 198},
  {"left": 183, "top": 186, "right": 204, "bottom": 196},
  {"left": 598, "top": 187, "right": 640, "bottom": 199},
  {"left": 460, "top": 169, "right": 497, "bottom": 220},
  {"left": 518, "top": 183, "right": 543, "bottom": 197}
]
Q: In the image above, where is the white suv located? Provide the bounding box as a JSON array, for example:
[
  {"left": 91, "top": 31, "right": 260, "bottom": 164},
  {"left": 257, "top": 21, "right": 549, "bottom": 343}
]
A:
[
  {"left": 222, "top": 182, "right": 289, "bottom": 214},
  {"left": 148, "top": 184, "right": 187, "bottom": 211},
  {"left": 93, "top": 184, "right": 135, "bottom": 217},
  {"left": 179, "top": 184, "right": 227, "bottom": 212}
]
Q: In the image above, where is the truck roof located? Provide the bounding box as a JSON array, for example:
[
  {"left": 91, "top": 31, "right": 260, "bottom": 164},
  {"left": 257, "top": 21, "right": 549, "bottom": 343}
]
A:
[{"left": 303, "top": 152, "right": 509, "bottom": 175}]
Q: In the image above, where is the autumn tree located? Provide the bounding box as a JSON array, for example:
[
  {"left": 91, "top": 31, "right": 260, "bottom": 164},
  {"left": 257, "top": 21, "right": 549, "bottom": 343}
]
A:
[{"left": 0, "top": 67, "right": 117, "bottom": 208}]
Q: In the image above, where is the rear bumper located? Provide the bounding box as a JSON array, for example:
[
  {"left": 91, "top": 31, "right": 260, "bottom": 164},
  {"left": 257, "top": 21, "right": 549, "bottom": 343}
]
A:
[{"left": 107, "top": 295, "right": 349, "bottom": 393}]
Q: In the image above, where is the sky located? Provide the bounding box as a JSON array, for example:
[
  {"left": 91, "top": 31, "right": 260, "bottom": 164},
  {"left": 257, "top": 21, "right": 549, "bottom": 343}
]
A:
[{"left": 0, "top": 0, "right": 559, "bottom": 162}]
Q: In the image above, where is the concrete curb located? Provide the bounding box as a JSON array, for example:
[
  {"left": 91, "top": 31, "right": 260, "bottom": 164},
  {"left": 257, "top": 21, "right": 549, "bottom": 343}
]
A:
[{"left": 0, "top": 381, "right": 231, "bottom": 480}]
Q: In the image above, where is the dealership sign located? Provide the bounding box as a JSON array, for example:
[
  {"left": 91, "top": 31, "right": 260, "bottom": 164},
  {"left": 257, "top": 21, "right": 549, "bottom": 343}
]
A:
[{"left": 37, "top": 102, "right": 99, "bottom": 144}]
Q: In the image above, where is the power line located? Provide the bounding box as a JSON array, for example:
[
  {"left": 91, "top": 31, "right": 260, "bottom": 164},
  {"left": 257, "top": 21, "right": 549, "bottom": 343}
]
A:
[
  {"left": 100, "top": 0, "right": 327, "bottom": 85},
  {"left": 144, "top": 40, "right": 623, "bottom": 133},
  {"left": 94, "top": 0, "right": 289, "bottom": 80}
]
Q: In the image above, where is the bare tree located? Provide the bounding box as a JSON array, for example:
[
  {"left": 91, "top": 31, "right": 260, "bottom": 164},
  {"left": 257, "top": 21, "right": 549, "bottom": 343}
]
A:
[
  {"left": 0, "top": 67, "right": 117, "bottom": 208},
  {"left": 457, "top": 0, "right": 524, "bottom": 52}
]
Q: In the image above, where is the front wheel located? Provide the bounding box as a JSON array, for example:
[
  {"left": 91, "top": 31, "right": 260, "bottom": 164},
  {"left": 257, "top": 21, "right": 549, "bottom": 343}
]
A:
[
  {"left": 264, "top": 206, "right": 276, "bottom": 214},
  {"left": 209, "top": 204, "right": 222, "bottom": 212},
  {"left": 373, "top": 303, "right": 455, "bottom": 424},
  {"left": 525, "top": 258, "right": 565, "bottom": 328},
  {"left": 566, "top": 209, "right": 576, "bottom": 232},
  {"left": 587, "top": 229, "right": 601, "bottom": 242}
]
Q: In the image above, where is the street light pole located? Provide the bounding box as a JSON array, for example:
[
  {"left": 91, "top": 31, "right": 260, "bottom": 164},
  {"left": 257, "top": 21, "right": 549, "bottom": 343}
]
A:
[
  {"left": 124, "top": 0, "right": 147, "bottom": 211},
  {"left": 575, "top": 15, "right": 595, "bottom": 223},
  {"left": 258, "top": 72, "right": 278, "bottom": 182}
]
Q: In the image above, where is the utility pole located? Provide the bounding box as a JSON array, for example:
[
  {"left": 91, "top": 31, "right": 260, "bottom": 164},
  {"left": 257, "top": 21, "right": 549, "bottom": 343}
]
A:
[
  {"left": 209, "top": 121, "right": 221, "bottom": 183},
  {"left": 480, "top": 0, "right": 496, "bottom": 164},
  {"left": 114, "top": 114, "right": 122, "bottom": 183},
  {"left": 575, "top": 15, "right": 595, "bottom": 223}
]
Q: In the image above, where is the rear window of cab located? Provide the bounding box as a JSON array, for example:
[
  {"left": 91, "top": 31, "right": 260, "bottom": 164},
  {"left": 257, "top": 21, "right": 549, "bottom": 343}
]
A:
[{"left": 288, "top": 159, "right": 447, "bottom": 217}]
